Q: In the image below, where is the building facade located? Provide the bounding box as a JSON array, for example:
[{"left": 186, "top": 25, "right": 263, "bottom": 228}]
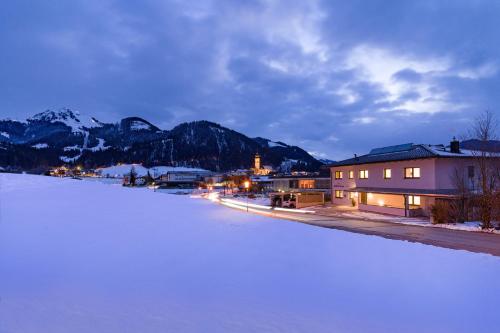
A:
[
  {"left": 158, "top": 169, "right": 212, "bottom": 187},
  {"left": 272, "top": 175, "right": 331, "bottom": 198},
  {"left": 330, "top": 142, "right": 477, "bottom": 217}
]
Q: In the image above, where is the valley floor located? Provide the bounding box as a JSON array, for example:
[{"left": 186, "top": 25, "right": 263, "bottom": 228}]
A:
[{"left": 1, "top": 174, "right": 499, "bottom": 332}]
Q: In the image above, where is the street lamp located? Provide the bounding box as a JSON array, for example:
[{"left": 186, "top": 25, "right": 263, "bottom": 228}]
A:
[{"left": 244, "top": 180, "right": 250, "bottom": 212}]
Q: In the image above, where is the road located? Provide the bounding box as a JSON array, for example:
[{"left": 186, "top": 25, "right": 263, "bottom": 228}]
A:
[{"left": 220, "top": 201, "right": 500, "bottom": 257}]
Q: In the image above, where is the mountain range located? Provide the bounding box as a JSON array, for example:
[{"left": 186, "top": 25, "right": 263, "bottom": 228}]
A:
[{"left": 0, "top": 108, "right": 323, "bottom": 172}]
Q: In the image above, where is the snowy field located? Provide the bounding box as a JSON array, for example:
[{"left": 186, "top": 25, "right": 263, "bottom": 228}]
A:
[{"left": 1, "top": 174, "right": 500, "bottom": 333}]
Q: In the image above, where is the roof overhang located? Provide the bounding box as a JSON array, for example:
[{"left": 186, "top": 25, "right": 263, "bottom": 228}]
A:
[{"left": 345, "top": 187, "right": 458, "bottom": 197}]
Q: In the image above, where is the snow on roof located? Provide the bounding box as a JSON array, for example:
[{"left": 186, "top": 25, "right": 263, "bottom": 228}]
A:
[
  {"left": 97, "top": 164, "right": 149, "bottom": 177},
  {"left": 250, "top": 176, "right": 272, "bottom": 182},
  {"left": 96, "top": 164, "right": 210, "bottom": 178},
  {"left": 149, "top": 166, "right": 209, "bottom": 174},
  {"left": 422, "top": 144, "right": 475, "bottom": 157},
  {"left": 334, "top": 143, "right": 478, "bottom": 167}
]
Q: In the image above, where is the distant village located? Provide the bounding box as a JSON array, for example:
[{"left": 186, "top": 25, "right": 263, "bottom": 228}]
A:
[
  {"left": 46, "top": 134, "right": 499, "bottom": 229},
  {"left": 48, "top": 152, "right": 331, "bottom": 209}
]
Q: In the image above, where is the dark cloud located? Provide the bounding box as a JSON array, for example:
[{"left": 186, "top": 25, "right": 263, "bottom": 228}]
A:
[{"left": 1, "top": 0, "right": 499, "bottom": 159}]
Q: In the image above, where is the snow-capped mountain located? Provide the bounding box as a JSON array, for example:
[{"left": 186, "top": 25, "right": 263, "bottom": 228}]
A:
[
  {"left": 0, "top": 108, "right": 322, "bottom": 172},
  {"left": 28, "top": 108, "right": 101, "bottom": 134}
]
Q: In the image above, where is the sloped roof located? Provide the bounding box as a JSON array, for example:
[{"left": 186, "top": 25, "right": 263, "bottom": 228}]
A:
[{"left": 332, "top": 144, "right": 474, "bottom": 167}]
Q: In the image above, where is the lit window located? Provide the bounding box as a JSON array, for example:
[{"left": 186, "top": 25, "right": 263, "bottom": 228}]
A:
[
  {"left": 408, "top": 195, "right": 421, "bottom": 206},
  {"left": 299, "top": 179, "right": 314, "bottom": 189},
  {"left": 348, "top": 192, "right": 357, "bottom": 199},
  {"left": 349, "top": 170, "right": 354, "bottom": 179},
  {"left": 404, "top": 167, "right": 421, "bottom": 179},
  {"left": 414, "top": 168, "right": 420, "bottom": 178},
  {"left": 359, "top": 170, "right": 369, "bottom": 179},
  {"left": 334, "top": 171, "right": 343, "bottom": 180},
  {"left": 335, "top": 190, "right": 344, "bottom": 198},
  {"left": 384, "top": 168, "right": 392, "bottom": 179}
]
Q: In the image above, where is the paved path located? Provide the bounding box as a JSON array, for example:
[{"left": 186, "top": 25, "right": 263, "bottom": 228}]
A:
[{"left": 222, "top": 202, "right": 500, "bottom": 257}]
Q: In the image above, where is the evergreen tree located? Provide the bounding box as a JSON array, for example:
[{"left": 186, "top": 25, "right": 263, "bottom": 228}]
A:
[{"left": 129, "top": 166, "right": 137, "bottom": 186}]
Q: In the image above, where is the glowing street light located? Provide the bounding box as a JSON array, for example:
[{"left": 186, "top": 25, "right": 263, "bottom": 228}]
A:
[{"left": 244, "top": 180, "right": 250, "bottom": 212}]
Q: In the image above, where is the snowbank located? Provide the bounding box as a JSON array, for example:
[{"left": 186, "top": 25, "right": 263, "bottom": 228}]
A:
[
  {"left": 1, "top": 173, "right": 500, "bottom": 333},
  {"left": 340, "top": 210, "right": 500, "bottom": 234}
]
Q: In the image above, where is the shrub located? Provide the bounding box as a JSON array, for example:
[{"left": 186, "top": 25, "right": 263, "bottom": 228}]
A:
[
  {"left": 430, "top": 201, "right": 451, "bottom": 224},
  {"left": 493, "top": 193, "right": 500, "bottom": 229}
]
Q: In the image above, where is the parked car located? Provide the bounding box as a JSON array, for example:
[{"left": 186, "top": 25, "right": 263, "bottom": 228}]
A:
[{"left": 282, "top": 194, "right": 297, "bottom": 209}]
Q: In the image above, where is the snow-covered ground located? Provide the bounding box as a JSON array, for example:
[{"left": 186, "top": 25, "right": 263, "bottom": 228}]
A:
[
  {"left": 89, "top": 138, "right": 110, "bottom": 152},
  {"left": 225, "top": 194, "right": 271, "bottom": 206},
  {"left": 1, "top": 173, "right": 500, "bottom": 333},
  {"left": 31, "top": 143, "right": 49, "bottom": 149}
]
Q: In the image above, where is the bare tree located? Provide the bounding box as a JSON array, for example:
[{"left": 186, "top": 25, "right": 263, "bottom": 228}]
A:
[
  {"left": 469, "top": 110, "right": 499, "bottom": 229},
  {"left": 449, "top": 166, "right": 472, "bottom": 223}
]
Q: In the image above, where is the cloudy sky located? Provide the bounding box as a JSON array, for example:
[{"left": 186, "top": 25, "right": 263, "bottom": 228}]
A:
[{"left": 1, "top": 0, "right": 499, "bottom": 159}]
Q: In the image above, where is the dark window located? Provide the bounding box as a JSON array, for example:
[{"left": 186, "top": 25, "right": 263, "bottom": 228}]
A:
[{"left": 468, "top": 166, "right": 475, "bottom": 178}]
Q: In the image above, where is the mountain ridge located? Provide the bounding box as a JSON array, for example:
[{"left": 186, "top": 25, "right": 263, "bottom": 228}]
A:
[{"left": 0, "top": 108, "right": 322, "bottom": 172}]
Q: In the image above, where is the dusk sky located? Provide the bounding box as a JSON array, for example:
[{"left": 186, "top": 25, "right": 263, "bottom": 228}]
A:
[{"left": 1, "top": 0, "right": 499, "bottom": 160}]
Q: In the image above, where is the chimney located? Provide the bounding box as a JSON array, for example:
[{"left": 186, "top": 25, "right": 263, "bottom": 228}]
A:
[
  {"left": 450, "top": 137, "right": 460, "bottom": 154},
  {"left": 354, "top": 153, "right": 359, "bottom": 160}
]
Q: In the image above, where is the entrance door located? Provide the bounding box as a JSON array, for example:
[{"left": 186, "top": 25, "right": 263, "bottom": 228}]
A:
[{"left": 359, "top": 192, "right": 367, "bottom": 205}]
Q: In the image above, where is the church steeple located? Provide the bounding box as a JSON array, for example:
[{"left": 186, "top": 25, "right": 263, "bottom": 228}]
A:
[{"left": 254, "top": 153, "right": 261, "bottom": 170}]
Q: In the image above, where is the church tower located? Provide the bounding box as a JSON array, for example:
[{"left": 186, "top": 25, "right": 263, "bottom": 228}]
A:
[{"left": 254, "top": 153, "right": 261, "bottom": 170}]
